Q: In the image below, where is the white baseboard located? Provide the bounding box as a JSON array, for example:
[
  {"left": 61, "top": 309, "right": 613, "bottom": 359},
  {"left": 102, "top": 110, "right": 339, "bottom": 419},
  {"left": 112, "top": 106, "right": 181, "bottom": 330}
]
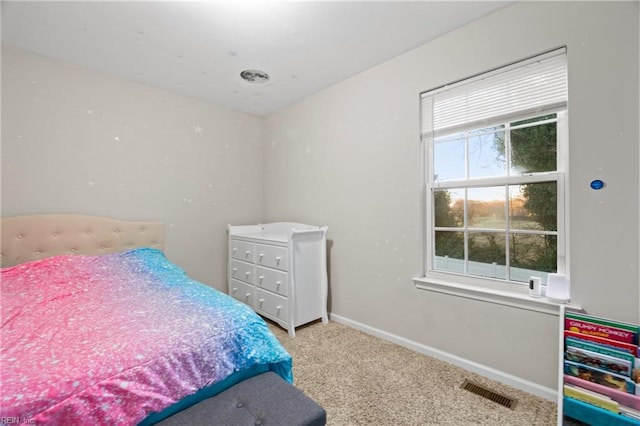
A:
[{"left": 329, "top": 313, "right": 557, "bottom": 402}]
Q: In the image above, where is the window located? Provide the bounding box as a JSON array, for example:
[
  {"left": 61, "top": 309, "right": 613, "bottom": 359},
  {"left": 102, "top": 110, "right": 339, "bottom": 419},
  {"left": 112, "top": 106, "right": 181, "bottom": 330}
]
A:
[{"left": 421, "top": 48, "right": 567, "bottom": 290}]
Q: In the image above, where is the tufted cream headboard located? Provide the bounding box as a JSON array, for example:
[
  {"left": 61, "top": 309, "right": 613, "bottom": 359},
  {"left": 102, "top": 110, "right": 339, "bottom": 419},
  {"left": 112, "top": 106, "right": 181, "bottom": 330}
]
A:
[{"left": 0, "top": 215, "right": 164, "bottom": 268}]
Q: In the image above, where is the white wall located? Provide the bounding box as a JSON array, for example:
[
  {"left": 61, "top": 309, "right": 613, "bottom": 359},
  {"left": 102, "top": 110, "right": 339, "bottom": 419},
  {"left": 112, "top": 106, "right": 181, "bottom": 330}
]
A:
[
  {"left": 263, "top": 1, "right": 640, "bottom": 393},
  {"left": 1, "top": 45, "right": 265, "bottom": 288}
]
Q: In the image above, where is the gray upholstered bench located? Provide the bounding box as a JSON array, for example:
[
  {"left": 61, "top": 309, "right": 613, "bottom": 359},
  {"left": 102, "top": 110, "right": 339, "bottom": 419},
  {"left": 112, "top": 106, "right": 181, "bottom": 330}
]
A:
[{"left": 156, "top": 372, "right": 326, "bottom": 426}]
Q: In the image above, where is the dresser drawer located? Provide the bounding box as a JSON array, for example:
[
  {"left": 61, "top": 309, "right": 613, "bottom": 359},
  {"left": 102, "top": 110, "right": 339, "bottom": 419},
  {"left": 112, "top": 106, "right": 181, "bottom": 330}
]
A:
[
  {"left": 229, "top": 222, "right": 328, "bottom": 337},
  {"left": 256, "top": 289, "right": 289, "bottom": 323},
  {"left": 256, "top": 266, "right": 288, "bottom": 297},
  {"left": 229, "top": 279, "right": 254, "bottom": 305},
  {"left": 255, "top": 244, "right": 288, "bottom": 271},
  {"left": 230, "top": 239, "right": 254, "bottom": 262},
  {"left": 230, "top": 259, "right": 254, "bottom": 284}
]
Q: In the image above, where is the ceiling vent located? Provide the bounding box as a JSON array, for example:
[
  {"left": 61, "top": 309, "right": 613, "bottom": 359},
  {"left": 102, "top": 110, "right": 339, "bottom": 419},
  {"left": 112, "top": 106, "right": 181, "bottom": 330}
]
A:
[{"left": 240, "top": 69, "right": 270, "bottom": 83}]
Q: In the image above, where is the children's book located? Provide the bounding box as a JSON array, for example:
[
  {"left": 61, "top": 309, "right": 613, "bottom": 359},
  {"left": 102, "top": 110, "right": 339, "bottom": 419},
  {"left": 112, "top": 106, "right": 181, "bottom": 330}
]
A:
[
  {"left": 565, "top": 312, "right": 639, "bottom": 345},
  {"left": 566, "top": 337, "right": 635, "bottom": 371},
  {"left": 564, "top": 375, "right": 640, "bottom": 410},
  {"left": 564, "top": 330, "right": 637, "bottom": 355},
  {"left": 563, "top": 383, "right": 619, "bottom": 413},
  {"left": 564, "top": 360, "right": 636, "bottom": 394},
  {"left": 620, "top": 405, "right": 640, "bottom": 420},
  {"left": 565, "top": 345, "right": 633, "bottom": 377}
]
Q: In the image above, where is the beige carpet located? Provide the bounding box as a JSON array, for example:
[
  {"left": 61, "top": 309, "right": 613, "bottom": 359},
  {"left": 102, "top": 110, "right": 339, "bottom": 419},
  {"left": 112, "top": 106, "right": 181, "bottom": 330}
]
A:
[{"left": 268, "top": 320, "right": 558, "bottom": 426}]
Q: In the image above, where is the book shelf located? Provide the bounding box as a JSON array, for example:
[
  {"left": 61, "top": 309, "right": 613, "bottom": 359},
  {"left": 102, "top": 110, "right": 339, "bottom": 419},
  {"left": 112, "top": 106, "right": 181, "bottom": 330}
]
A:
[
  {"left": 558, "top": 306, "right": 640, "bottom": 425},
  {"left": 564, "top": 398, "right": 640, "bottom": 425}
]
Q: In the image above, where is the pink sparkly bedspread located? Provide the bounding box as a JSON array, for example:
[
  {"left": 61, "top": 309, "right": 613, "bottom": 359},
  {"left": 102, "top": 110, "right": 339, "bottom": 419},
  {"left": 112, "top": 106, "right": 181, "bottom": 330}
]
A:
[{"left": 1, "top": 248, "right": 292, "bottom": 425}]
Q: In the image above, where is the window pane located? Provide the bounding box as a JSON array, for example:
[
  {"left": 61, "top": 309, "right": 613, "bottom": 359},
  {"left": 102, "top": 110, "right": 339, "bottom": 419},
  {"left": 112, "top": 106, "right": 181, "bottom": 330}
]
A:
[
  {"left": 433, "top": 135, "right": 465, "bottom": 181},
  {"left": 468, "top": 128, "right": 506, "bottom": 178},
  {"left": 467, "top": 187, "right": 506, "bottom": 229},
  {"left": 509, "top": 183, "right": 557, "bottom": 231},
  {"left": 434, "top": 231, "right": 464, "bottom": 274},
  {"left": 509, "top": 234, "right": 557, "bottom": 284},
  {"left": 467, "top": 232, "right": 506, "bottom": 279},
  {"left": 434, "top": 189, "right": 464, "bottom": 228},
  {"left": 511, "top": 113, "right": 556, "bottom": 127},
  {"left": 510, "top": 121, "right": 557, "bottom": 174}
]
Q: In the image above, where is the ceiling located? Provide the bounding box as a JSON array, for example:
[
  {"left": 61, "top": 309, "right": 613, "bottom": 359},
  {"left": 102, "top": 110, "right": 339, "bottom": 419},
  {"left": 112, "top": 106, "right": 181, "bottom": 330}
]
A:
[{"left": 1, "top": 1, "right": 510, "bottom": 117}]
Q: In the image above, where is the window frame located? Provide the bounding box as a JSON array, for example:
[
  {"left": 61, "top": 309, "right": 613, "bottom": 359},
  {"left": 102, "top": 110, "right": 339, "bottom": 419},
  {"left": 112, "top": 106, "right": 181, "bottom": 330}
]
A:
[
  {"left": 416, "top": 49, "right": 570, "bottom": 303},
  {"left": 424, "top": 110, "right": 568, "bottom": 291}
]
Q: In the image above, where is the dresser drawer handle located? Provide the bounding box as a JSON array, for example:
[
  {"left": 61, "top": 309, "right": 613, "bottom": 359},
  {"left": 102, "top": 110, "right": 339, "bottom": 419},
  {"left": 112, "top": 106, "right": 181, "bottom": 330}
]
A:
[
  {"left": 245, "top": 293, "right": 251, "bottom": 300},
  {"left": 259, "top": 298, "right": 264, "bottom": 307},
  {"left": 245, "top": 271, "right": 251, "bottom": 277},
  {"left": 258, "top": 253, "right": 264, "bottom": 260},
  {"left": 276, "top": 281, "right": 282, "bottom": 290},
  {"left": 275, "top": 256, "right": 282, "bottom": 265},
  {"left": 276, "top": 306, "right": 282, "bottom": 315},
  {"left": 231, "top": 287, "right": 237, "bottom": 294},
  {"left": 258, "top": 276, "right": 264, "bottom": 285},
  {"left": 245, "top": 250, "right": 251, "bottom": 257}
]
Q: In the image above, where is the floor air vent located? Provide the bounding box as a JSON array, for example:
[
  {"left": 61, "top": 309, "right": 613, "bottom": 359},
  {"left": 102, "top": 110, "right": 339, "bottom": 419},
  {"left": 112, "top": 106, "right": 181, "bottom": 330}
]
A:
[{"left": 461, "top": 379, "right": 518, "bottom": 409}]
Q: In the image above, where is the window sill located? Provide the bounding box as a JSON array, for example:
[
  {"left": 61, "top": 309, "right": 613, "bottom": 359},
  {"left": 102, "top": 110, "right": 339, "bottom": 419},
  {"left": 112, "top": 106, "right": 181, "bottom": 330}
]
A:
[{"left": 413, "top": 276, "right": 580, "bottom": 316}]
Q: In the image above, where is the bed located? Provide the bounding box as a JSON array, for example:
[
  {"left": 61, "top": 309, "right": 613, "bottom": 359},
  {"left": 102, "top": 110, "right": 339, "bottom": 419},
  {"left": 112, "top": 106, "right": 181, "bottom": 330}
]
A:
[{"left": 0, "top": 214, "right": 293, "bottom": 425}]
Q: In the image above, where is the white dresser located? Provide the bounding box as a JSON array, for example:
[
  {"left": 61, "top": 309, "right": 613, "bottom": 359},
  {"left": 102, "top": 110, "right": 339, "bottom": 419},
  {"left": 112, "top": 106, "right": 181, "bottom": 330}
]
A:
[{"left": 227, "top": 222, "right": 328, "bottom": 337}]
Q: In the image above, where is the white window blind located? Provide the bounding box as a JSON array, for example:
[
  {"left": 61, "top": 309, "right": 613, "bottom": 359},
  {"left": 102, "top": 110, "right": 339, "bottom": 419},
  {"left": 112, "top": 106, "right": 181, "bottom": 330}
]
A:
[{"left": 421, "top": 48, "right": 567, "bottom": 138}]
